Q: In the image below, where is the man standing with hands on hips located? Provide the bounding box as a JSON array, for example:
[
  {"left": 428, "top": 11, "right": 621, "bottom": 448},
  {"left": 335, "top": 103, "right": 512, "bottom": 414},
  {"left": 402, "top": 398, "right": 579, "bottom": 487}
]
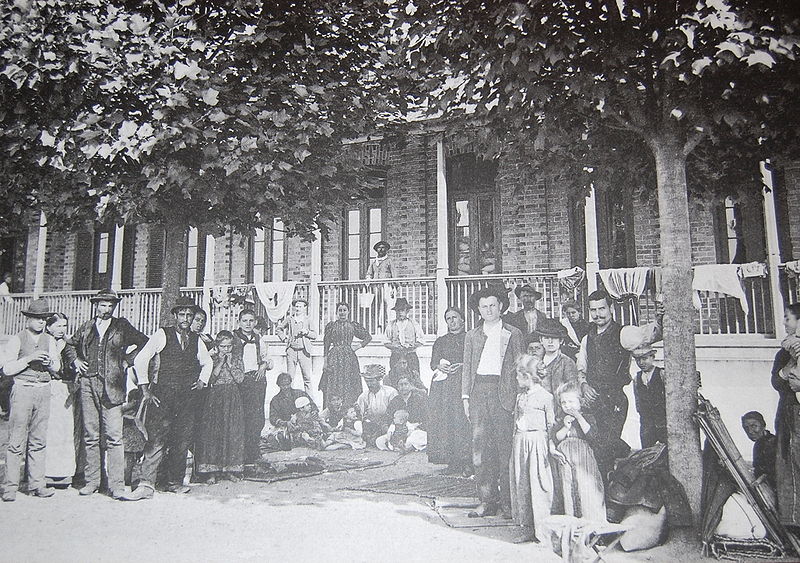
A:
[
  {"left": 462, "top": 286, "right": 523, "bottom": 519},
  {"left": 124, "top": 297, "right": 212, "bottom": 500},
  {"left": 66, "top": 289, "right": 148, "bottom": 498}
]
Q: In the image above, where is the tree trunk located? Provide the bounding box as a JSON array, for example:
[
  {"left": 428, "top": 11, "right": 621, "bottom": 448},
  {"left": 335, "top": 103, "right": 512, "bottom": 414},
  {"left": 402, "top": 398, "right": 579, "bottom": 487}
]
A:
[
  {"left": 159, "top": 221, "right": 187, "bottom": 327},
  {"left": 651, "top": 137, "right": 703, "bottom": 521}
]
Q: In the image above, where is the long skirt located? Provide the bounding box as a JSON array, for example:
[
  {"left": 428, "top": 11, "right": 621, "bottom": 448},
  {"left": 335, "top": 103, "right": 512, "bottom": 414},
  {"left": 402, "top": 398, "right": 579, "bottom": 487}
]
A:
[
  {"left": 427, "top": 378, "right": 471, "bottom": 467},
  {"left": 558, "top": 437, "right": 606, "bottom": 522},
  {"left": 45, "top": 380, "right": 76, "bottom": 480},
  {"left": 776, "top": 404, "right": 800, "bottom": 526},
  {"left": 196, "top": 384, "right": 244, "bottom": 473},
  {"left": 321, "top": 345, "right": 362, "bottom": 408},
  {"left": 510, "top": 431, "right": 553, "bottom": 540}
]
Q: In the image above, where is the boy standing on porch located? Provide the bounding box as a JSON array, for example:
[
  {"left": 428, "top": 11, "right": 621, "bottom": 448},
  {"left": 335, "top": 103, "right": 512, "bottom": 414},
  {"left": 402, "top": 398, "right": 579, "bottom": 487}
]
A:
[
  {"left": 1, "top": 298, "right": 61, "bottom": 501},
  {"left": 277, "top": 299, "right": 317, "bottom": 395}
]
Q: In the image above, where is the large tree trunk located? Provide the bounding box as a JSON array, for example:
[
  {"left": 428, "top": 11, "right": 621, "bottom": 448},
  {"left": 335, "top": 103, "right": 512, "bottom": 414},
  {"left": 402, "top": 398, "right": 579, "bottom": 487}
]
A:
[
  {"left": 651, "top": 137, "right": 703, "bottom": 521},
  {"left": 159, "top": 221, "right": 187, "bottom": 327}
]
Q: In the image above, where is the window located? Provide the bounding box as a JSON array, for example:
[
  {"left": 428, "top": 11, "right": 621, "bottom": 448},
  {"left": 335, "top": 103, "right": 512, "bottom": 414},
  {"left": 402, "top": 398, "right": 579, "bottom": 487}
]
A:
[
  {"left": 248, "top": 218, "right": 286, "bottom": 283},
  {"left": 597, "top": 188, "right": 635, "bottom": 269},
  {"left": 73, "top": 228, "right": 115, "bottom": 290},
  {"left": 186, "top": 227, "right": 200, "bottom": 286},
  {"left": 343, "top": 204, "right": 384, "bottom": 279}
]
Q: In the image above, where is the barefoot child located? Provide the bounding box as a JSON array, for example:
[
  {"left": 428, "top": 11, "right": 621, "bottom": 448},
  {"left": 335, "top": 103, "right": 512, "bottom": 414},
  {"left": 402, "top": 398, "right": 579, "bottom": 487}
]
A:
[
  {"left": 509, "top": 354, "right": 560, "bottom": 544},
  {"left": 289, "top": 396, "right": 330, "bottom": 450},
  {"left": 553, "top": 381, "right": 607, "bottom": 522},
  {"left": 325, "top": 405, "right": 366, "bottom": 450},
  {"left": 376, "top": 409, "right": 421, "bottom": 452}
]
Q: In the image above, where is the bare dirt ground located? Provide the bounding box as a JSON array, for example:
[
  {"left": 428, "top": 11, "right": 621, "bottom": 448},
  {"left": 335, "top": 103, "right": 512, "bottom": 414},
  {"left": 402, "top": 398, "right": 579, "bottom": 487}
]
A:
[{"left": 1, "top": 418, "right": 709, "bottom": 563}]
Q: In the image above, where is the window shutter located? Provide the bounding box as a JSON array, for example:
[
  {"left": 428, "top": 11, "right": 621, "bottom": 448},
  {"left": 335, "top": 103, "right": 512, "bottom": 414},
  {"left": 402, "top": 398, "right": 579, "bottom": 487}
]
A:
[
  {"left": 147, "top": 224, "right": 166, "bottom": 288},
  {"left": 73, "top": 232, "right": 94, "bottom": 290},
  {"left": 121, "top": 226, "right": 137, "bottom": 289}
]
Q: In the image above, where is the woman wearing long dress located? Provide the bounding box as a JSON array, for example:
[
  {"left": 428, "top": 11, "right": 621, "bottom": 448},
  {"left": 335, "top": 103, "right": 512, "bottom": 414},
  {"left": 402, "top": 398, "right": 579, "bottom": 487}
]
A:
[
  {"left": 45, "top": 313, "right": 77, "bottom": 486},
  {"left": 427, "top": 307, "right": 471, "bottom": 473},
  {"left": 772, "top": 303, "right": 800, "bottom": 528},
  {"left": 320, "top": 302, "right": 371, "bottom": 408}
]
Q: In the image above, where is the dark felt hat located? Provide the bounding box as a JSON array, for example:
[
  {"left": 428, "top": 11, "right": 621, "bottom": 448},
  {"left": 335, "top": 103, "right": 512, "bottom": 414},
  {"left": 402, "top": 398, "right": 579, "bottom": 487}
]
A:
[
  {"left": 514, "top": 284, "right": 543, "bottom": 300},
  {"left": 170, "top": 296, "right": 201, "bottom": 315},
  {"left": 21, "top": 298, "right": 54, "bottom": 318},
  {"left": 469, "top": 285, "right": 510, "bottom": 314},
  {"left": 373, "top": 240, "right": 390, "bottom": 252},
  {"left": 534, "top": 318, "right": 568, "bottom": 339},
  {"left": 392, "top": 297, "right": 412, "bottom": 311},
  {"left": 90, "top": 288, "right": 122, "bottom": 304}
]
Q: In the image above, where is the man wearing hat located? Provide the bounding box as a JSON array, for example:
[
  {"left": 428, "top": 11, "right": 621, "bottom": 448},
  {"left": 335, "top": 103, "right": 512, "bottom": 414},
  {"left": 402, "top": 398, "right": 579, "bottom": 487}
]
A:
[
  {"left": 277, "top": 299, "right": 317, "bottom": 396},
  {"left": 462, "top": 285, "right": 523, "bottom": 518},
  {"left": 125, "top": 296, "right": 213, "bottom": 500},
  {"left": 356, "top": 364, "right": 398, "bottom": 446},
  {"left": 384, "top": 297, "right": 424, "bottom": 375},
  {"left": 504, "top": 284, "right": 549, "bottom": 338},
  {"left": 366, "top": 240, "right": 394, "bottom": 280},
  {"left": 1, "top": 298, "right": 61, "bottom": 501},
  {"left": 631, "top": 343, "right": 667, "bottom": 449},
  {"left": 66, "top": 288, "right": 148, "bottom": 498}
]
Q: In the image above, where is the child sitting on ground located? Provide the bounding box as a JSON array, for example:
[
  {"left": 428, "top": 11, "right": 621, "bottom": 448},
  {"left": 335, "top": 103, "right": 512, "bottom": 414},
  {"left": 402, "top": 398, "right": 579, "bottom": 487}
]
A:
[
  {"left": 122, "top": 387, "right": 146, "bottom": 487},
  {"left": 510, "top": 354, "right": 560, "bottom": 544},
  {"left": 324, "top": 405, "right": 366, "bottom": 450},
  {"left": 376, "top": 409, "right": 420, "bottom": 452},
  {"left": 320, "top": 396, "right": 346, "bottom": 428},
  {"left": 289, "top": 396, "right": 330, "bottom": 450}
]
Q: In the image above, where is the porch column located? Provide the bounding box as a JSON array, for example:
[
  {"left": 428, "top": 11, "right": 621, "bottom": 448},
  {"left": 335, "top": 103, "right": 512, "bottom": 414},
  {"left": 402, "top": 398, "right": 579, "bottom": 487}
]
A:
[
  {"left": 33, "top": 211, "right": 47, "bottom": 298},
  {"left": 310, "top": 228, "right": 323, "bottom": 334},
  {"left": 584, "top": 185, "right": 600, "bottom": 292},
  {"left": 761, "top": 161, "right": 785, "bottom": 339},
  {"left": 110, "top": 224, "right": 125, "bottom": 291},
  {"left": 202, "top": 234, "right": 215, "bottom": 315},
  {"left": 435, "top": 138, "right": 449, "bottom": 335}
]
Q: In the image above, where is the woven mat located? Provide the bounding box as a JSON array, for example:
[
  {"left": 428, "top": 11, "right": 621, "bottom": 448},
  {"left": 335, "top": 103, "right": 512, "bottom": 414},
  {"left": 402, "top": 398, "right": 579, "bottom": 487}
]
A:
[
  {"left": 345, "top": 472, "right": 478, "bottom": 499},
  {"left": 244, "top": 457, "right": 384, "bottom": 483}
]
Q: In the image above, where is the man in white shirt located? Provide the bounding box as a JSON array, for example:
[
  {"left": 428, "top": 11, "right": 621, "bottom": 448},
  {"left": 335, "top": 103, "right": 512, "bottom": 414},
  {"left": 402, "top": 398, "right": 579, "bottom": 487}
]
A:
[
  {"left": 122, "top": 297, "right": 212, "bottom": 500},
  {"left": 366, "top": 240, "right": 394, "bottom": 279},
  {"left": 384, "top": 298, "right": 424, "bottom": 374},
  {"left": 0, "top": 272, "right": 13, "bottom": 304},
  {"left": 461, "top": 286, "right": 523, "bottom": 519},
  {"left": 356, "top": 364, "right": 398, "bottom": 445}
]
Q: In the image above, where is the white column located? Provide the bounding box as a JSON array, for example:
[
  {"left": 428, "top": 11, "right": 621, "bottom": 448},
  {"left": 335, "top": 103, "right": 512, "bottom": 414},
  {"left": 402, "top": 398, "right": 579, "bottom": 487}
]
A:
[
  {"left": 584, "top": 185, "right": 600, "bottom": 292},
  {"left": 309, "top": 228, "right": 323, "bottom": 333},
  {"left": 110, "top": 224, "right": 125, "bottom": 291},
  {"left": 33, "top": 211, "right": 47, "bottom": 298},
  {"left": 761, "top": 161, "right": 786, "bottom": 339},
  {"left": 435, "top": 138, "right": 449, "bottom": 335},
  {"left": 202, "top": 233, "right": 215, "bottom": 314}
]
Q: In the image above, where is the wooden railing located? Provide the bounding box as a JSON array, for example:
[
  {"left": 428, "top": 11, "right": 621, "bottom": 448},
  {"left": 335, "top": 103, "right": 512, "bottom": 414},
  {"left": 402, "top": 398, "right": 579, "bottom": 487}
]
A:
[
  {"left": 445, "top": 272, "right": 578, "bottom": 331},
  {"left": 779, "top": 264, "right": 800, "bottom": 307},
  {"left": 317, "top": 277, "right": 437, "bottom": 336}
]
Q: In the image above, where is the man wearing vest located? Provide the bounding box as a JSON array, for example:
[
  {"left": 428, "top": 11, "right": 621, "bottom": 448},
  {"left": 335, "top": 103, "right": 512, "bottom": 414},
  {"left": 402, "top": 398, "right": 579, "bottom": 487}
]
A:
[
  {"left": 124, "top": 297, "right": 212, "bottom": 500},
  {"left": 462, "top": 286, "right": 523, "bottom": 519},
  {"left": 1, "top": 298, "right": 61, "bottom": 501},
  {"left": 277, "top": 299, "right": 317, "bottom": 396},
  {"left": 66, "top": 289, "right": 148, "bottom": 498},
  {"left": 233, "top": 308, "right": 273, "bottom": 465}
]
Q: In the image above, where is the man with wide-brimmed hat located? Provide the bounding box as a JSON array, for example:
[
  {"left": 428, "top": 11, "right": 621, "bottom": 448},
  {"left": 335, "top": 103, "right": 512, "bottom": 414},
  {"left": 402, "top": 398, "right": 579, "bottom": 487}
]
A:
[
  {"left": 462, "top": 285, "right": 523, "bottom": 518},
  {"left": 384, "top": 297, "right": 424, "bottom": 375},
  {"left": 124, "top": 296, "right": 212, "bottom": 500},
  {"left": 1, "top": 298, "right": 61, "bottom": 501},
  {"left": 504, "top": 284, "right": 549, "bottom": 338},
  {"left": 356, "top": 363, "right": 398, "bottom": 446},
  {"left": 366, "top": 240, "right": 393, "bottom": 280},
  {"left": 65, "top": 288, "right": 148, "bottom": 498}
]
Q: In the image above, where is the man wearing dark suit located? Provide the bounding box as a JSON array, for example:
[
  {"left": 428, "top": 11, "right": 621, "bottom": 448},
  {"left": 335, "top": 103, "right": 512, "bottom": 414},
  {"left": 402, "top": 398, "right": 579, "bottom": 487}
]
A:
[
  {"left": 462, "top": 285, "right": 523, "bottom": 519},
  {"left": 503, "top": 284, "right": 549, "bottom": 338},
  {"left": 66, "top": 289, "right": 148, "bottom": 498}
]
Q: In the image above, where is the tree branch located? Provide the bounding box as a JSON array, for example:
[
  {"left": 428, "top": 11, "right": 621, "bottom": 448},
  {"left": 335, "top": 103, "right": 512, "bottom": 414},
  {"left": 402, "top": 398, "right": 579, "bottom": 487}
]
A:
[{"left": 683, "top": 129, "right": 706, "bottom": 157}]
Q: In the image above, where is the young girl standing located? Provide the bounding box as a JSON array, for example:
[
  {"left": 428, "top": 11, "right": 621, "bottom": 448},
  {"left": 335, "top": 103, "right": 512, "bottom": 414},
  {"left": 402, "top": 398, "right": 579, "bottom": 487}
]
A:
[
  {"left": 509, "top": 354, "right": 560, "bottom": 544},
  {"left": 553, "top": 381, "right": 606, "bottom": 522}
]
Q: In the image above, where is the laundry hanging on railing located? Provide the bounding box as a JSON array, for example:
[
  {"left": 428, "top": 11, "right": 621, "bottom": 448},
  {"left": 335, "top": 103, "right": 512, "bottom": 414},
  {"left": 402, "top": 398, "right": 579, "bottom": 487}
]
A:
[
  {"left": 598, "top": 267, "right": 651, "bottom": 299},
  {"left": 254, "top": 281, "right": 296, "bottom": 323},
  {"left": 739, "top": 262, "right": 768, "bottom": 279},
  {"left": 692, "top": 264, "right": 749, "bottom": 316},
  {"left": 383, "top": 283, "right": 397, "bottom": 322},
  {"left": 784, "top": 260, "right": 800, "bottom": 277},
  {"left": 557, "top": 266, "right": 585, "bottom": 292}
]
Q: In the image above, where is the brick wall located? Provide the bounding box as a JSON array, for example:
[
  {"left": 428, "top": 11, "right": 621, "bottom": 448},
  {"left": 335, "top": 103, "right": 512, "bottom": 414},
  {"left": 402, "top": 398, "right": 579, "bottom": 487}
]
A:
[
  {"left": 229, "top": 232, "right": 248, "bottom": 285},
  {"left": 424, "top": 136, "right": 439, "bottom": 276},
  {"left": 43, "top": 234, "right": 68, "bottom": 291},
  {"left": 23, "top": 224, "right": 39, "bottom": 292},
  {"left": 321, "top": 215, "right": 343, "bottom": 281},
  {"left": 132, "top": 225, "right": 149, "bottom": 289},
  {"left": 213, "top": 228, "right": 234, "bottom": 285},
  {"left": 688, "top": 195, "right": 718, "bottom": 265},
  {"left": 285, "top": 236, "right": 311, "bottom": 282},
  {"left": 545, "top": 176, "right": 573, "bottom": 270},
  {"left": 785, "top": 165, "right": 800, "bottom": 261}
]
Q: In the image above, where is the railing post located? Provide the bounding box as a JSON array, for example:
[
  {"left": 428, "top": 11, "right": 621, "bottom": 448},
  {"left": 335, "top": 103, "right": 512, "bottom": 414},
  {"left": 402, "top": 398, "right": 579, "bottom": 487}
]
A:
[
  {"left": 435, "top": 137, "right": 449, "bottom": 335},
  {"left": 110, "top": 224, "right": 125, "bottom": 291},
  {"left": 310, "top": 228, "right": 323, "bottom": 334},
  {"left": 202, "top": 233, "right": 215, "bottom": 316},
  {"left": 584, "top": 185, "right": 600, "bottom": 293},
  {"left": 762, "top": 161, "right": 786, "bottom": 339},
  {"left": 33, "top": 211, "right": 47, "bottom": 298}
]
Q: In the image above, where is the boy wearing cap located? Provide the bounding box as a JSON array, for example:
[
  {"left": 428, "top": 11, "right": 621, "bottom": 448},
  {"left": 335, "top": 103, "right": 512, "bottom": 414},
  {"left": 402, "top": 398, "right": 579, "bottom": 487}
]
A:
[
  {"left": 1, "top": 298, "right": 61, "bottom": 501},
  {"left": 66, "top": 288, "right": 148, "bottom": 497},
  {"left": 366, "top": 240, "right": 393, "bottom": 279},
  {"left": 384, "top": 297, "right": 424, "bottom": 376},
  {"left": 631, "top": 345, "right": 667, "bottom": 449}
]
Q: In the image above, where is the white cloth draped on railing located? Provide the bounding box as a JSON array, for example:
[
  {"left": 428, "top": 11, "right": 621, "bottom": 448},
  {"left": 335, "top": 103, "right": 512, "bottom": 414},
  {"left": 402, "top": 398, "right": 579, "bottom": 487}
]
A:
[
  {"left": 556, "top": 266, "right": 585, "bottom": 291},
  {"left": 598, "top": 267, "right": 650, "bottom": 299},
  {"left": 254, "top": 281, "right": 297, "bottom": 323},
  {"left": 692, "top": 264, "right": 749, "bottom": 316}
]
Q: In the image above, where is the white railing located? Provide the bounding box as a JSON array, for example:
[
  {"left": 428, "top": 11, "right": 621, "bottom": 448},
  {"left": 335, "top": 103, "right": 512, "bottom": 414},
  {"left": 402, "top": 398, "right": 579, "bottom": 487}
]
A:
[
  {"left": 445, "top": 272, "right": 577, "bottom": 331},
  {"left": 318, "top": 277, "right": 437, "bottom": 337},
  {"left": 780, "top": 264, "right": 799, "bottom": 307}
]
